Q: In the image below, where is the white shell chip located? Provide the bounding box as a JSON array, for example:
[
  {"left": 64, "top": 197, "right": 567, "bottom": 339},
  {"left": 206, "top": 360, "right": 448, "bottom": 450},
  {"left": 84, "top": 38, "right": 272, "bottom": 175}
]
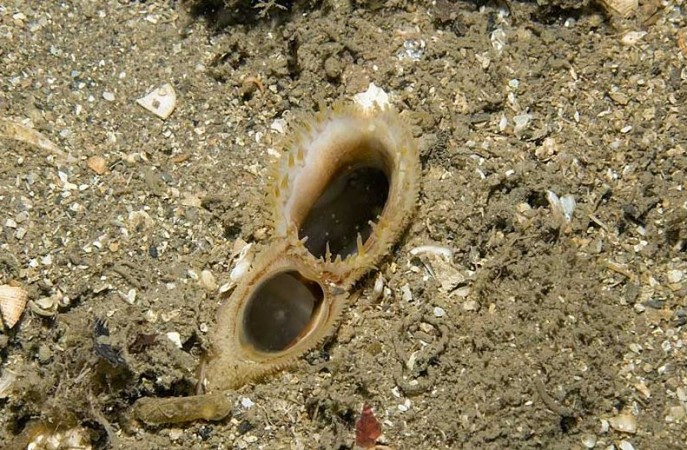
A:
[
  {"left": 136, "top": 83, "right": 177, "bottom": 119},
  {"left": 353, "top": 83, "right": 390, "bottom": 111}
]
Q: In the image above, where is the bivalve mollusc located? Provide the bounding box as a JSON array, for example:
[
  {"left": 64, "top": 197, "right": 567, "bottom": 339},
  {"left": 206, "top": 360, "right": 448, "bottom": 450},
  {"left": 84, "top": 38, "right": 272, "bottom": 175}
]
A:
[
  {"left": 202, "top": 101, "right": 419, "bottom": 392},
  {"left": 0, "top": 284, "right": 28, "bottom": 329}
]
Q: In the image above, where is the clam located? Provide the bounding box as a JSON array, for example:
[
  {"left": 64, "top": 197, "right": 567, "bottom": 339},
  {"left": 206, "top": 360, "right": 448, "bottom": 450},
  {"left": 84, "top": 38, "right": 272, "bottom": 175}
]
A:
[
  {"left": 203, "top": 102, "right": 420, "bottom": 391},
  {"left": 133, "top": 101, "right": 420, "bottom": 418},
  {"left": 0, "top": 284, "right": 28, "bottom": 329}
]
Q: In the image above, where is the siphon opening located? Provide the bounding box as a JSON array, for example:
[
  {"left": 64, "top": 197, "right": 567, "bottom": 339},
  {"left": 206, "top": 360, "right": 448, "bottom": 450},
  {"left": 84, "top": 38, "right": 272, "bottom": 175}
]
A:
[
  {"left": 298, "top": 165, "right": 390, "bottom": 260},
  {"left": 243, "top": 271, "right": 324, "bottom": 352}
]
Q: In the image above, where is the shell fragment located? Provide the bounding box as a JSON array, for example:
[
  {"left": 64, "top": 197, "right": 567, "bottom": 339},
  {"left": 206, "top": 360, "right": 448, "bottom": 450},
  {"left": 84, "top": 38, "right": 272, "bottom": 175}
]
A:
[{"left": 136, "top": 83, "right": 177, "bottom": 119}]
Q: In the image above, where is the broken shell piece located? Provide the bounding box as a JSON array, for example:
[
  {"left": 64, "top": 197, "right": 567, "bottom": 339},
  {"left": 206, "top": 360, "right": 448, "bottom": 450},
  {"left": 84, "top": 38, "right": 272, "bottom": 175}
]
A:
[
  {"left": 203, "top": 241, "right": 348, "bottom": 391},
  {"left": 353, "top": 83, "right": 390, "bottom": 111},
  {"left": 0, "top": 118, "right": 66, "bottom": 160},
  {"left": 0, "top": 284, "right": 28, "bottom": 328},
  {"left": 0, "top": 370, "right": 17, "bottom": 399},
  {"left": 621, "top": 31, "right": 647, "bottom": 46},
  {"left": 547, "top": 190, "right": 576, "bottom": 230},
  {"left": 25, "top": 425, "right": 93, "bottom": 450},
  {"left": 598, "top": 0, "right": 638, "bottom": 18},
  {"left": 199, "top": 269, "right": 218, "bottom": 292},
  {"left": 136, "top": 83, "right": 177, "bottom": 120},
  {"left": 608, "top": 412, "right": 638, "bottom": 434},
  {"left": 230, "top": 242, "right": 254, "bottom": 282},
  {"left": 268, "top": 102, "right": 420, "bottom": 289}
]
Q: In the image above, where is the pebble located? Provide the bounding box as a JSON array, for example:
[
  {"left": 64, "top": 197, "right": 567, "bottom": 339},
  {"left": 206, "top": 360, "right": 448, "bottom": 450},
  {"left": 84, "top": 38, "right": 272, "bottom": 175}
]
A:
[
  {"left": 168, "top": 429, "right": 183, "bottom": 441},
  {"left": 15, "top": 211, "right": 29, "bottom": 223},
  {"left": 103, "top": 91, "right": 115, "bottom": 102},
  {"left": 633, "top": 381, "right": 650, "bottom": 399},
  {"left": 86, "top": 155, "right": 107, "bottom": 175},
  {"left": 0, "top": 369, "right": 15, "bottom": 399},
  {"left": 128, "top": 210, "right": 154, "bottom": 230},
  {"left": 371, "top": 274, "right": 385, "bottom": 301},
  {"left": 666, "top": 405, "right": 685, "bottom": 422},
  {"left": 599, "top": 419, "right": 609, "bottom": 433},
  {"left": 433, "top": 306, "right": 445, "bottom": 318},
  {"left": 609, "top": 91, "right": 629, "bottom": 106},
  {"left": 200, "top": 270, "right": 218, "bottom": 292},
  {"left": 677, "top": 387, "right": 686, "bottom": 402},
  {"left": 621, "top": 31, "right": 647, "bottom": 46}
]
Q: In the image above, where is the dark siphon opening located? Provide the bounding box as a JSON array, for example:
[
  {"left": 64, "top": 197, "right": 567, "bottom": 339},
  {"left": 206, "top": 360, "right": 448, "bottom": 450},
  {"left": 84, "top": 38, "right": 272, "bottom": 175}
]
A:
[
  {"left": 298, "top": 166, "right": 390, "bottom": 260},
  {"left": 243, "top": 271, "right": 324, "bottom": 352}
]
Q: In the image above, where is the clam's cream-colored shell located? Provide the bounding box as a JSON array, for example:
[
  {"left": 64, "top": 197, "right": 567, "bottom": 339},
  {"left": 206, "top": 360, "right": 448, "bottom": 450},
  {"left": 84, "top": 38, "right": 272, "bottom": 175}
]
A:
[
  {"left": 0, "top": 284, "right": 28, "bottom": 328},
  {"left": 202, "top": 103, "right": 419, "bottom": 392},
  {"left": 203, "top": 240, "right": 349, "bottom": 391},
  {"left": 598, "top": 0, "right": 638, "bottom": 18},
  {"left": 268, "top": 103, "right": 420, "bottom": 289}
]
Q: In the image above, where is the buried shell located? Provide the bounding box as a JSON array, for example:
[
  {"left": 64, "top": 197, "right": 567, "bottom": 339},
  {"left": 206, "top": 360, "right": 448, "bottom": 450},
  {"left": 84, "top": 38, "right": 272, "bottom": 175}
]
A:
[
  {"left": 268, "top": 103, "right": 420, "bottom": 289},
  {"left": 0, "top": 284, "right": 28, "bottom": 329},
  {"left": 202, "top": 102, "right": 419, "bottom": 391}
]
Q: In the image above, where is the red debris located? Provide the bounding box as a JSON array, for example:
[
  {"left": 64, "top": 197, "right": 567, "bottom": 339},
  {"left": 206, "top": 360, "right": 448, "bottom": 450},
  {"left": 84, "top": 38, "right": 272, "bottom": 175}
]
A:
[{"left": 355, "top": 403, "right": 382, "bottom": 449}]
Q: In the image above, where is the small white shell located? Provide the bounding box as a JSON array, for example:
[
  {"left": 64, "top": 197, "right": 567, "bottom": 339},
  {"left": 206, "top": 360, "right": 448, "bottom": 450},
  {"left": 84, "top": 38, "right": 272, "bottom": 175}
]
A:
[
  {"left": 136, "top": 83, "right": 177, "bottom": 120},
  {"left": 353, "top": 83, "right": 390, "bottom": 111},
  {"left": 230, "top": 243, "right": 254, "bottom": 282},
  {"left": 0, "top": 284, "right": 28, "bottom": 328}
]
